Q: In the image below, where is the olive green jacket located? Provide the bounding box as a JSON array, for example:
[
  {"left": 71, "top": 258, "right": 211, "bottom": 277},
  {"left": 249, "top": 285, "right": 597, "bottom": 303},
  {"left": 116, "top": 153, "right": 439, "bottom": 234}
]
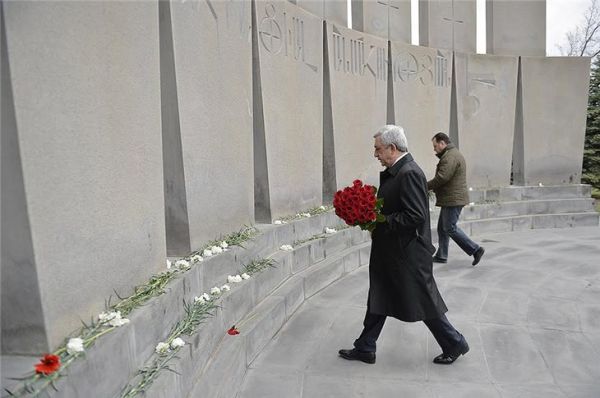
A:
[{"left": 427, "top": 144, "right": 470, "bottom": 207}]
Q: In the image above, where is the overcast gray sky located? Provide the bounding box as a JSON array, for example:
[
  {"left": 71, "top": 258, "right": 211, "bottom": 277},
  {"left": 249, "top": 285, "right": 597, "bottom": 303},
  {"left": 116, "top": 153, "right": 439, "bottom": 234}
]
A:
[{"left": 546, "top": 0, "right": 589, "bottom": 55}]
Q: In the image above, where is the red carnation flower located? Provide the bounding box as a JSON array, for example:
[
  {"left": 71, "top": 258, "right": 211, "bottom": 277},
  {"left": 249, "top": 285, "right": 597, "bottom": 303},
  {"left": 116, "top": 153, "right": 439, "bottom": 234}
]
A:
[
  {"left": 34, "top": 354, "right": 61, "bottom": 375},
  {"left": 227, "top": 325, "right": 240, "bottom": 335}
]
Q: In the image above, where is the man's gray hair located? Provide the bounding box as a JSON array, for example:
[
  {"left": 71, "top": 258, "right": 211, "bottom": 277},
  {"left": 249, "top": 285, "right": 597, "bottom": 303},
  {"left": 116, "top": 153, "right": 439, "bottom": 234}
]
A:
[{"left": 374, "top": 125, "right": 408, "bottom": 152}]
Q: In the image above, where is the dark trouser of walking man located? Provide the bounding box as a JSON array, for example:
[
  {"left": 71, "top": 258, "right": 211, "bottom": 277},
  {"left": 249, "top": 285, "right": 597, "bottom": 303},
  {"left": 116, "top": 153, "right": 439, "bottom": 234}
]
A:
[{"left": 427, "top": 133, "right": 485, "bottom": 266}]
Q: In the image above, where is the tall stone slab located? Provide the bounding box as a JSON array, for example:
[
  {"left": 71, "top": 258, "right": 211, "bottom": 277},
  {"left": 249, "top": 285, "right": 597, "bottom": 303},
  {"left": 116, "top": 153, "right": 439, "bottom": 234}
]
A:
[
  {"left": 295, "top": 0, "right": 348, "bottom": 26},
  {"left": 390, "top": 42, "right": 453, "bottom": 178},
  {"left": 323, "top": 22, "right": 387, "bottom": 199},
  {"left": 454, "top": 52, "right": 518, "bottom": 187},
  {"left": 167, "top": 0, "right": 253, "bottom": 253},
  {"left": 352, "top": 0, "right": 411, "bottom": 41},
  {"left": 419, "top": 0, "right": 476, "bottom": 53},
  {"left": 487, "top": 0, "right": 546, "bottom": 56},
  {"left": 517, "top": 57, "right": 591, "bottom": 185},
  {"left": 253, "top": 1, "right": 323, "bottom": 221},
  {"left": 1, "top": 1, "right": 164, "bottom": 353}
]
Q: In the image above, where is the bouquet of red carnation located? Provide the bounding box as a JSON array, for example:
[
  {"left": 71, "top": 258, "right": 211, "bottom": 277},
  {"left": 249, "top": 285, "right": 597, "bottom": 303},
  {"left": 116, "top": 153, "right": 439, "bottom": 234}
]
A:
[{"left": 333, "top": 179, "right": 384, "bottom": 232}]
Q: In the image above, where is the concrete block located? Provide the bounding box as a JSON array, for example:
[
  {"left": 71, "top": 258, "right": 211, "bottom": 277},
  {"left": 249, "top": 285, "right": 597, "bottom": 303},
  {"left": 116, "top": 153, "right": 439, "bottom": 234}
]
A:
[
  {"left": 254, "top": 0, "right": 323, "bottom": 220},
  {"left": 252, "top": 258, "right": 290, "bottom": 302},
  {"left": 548, "top": 198, "right": 595, "bottom": 214},
  {"left": 349, "top": 227, "right": 370, "bottom": 246},
  {"left": 296, "top": 0, "right": 347, "bottom": 26},
  {"left": 498, "top": 186, "right": 523, "bottom": 201},
  {"left": 484, "top": 188, "right": 502, "bottom": 202},
  {"left": 323, "top": 231, "right": 350, "bottom": 258},
  {"left": 1, "top": 0, "right": 165, "bottom": 353},
  {"left": 244, "top": 296, "right": 287, "bottom": 365},
  {"left": 273, "top": 275, "right": 306, "bottom": 319},
  {"left": 128, "top": 276, "right": 188, "bottom": 366},
  {"left": 483, "top": 202, "right": 525, "bottom": 219},
  {"left": 455, "top": 52, "right": 518, "bottom": 188},
  {"left": 528, "top": 200, "right": 551, "bottom": 215},
  {"left": 292, "top": 215, "right": 326, "bottom": 243},
  {"left": 359, "top": 244, "right": 372, "bottom": 266},
  {"left": 168, "top": 0, "right": 253, "bottom": 251},
  {"left": 50, "top": 324, "right": 138, "bottom": 398},
  {"left": 343, "top": 250, "right": 360, "bottom": 273},
  {"left": 468, "top": 189, "right": 485, "bottom": 203},
  {"left": 461, "top": 204, "right": 482, "bottom": 221},
  {"left": 200, "top": 252, "right": 240, "bottom": 296},
  {"left": 419, "top": 0, "right": 476, "bottom": 53},
  {"left": 512, "top": 216, "right": 533, "bottom": 232},
  {"left": 292, "top": 244, "right": 312, "bottom": 274},
  {"left": 572, "top": 213, "right": 600, "bottom": 227},
  {"left": 324, "top": 22, "right": 387, "bottom": 194},
  {"left": 352, "top": 0, "right": 411, "bottom": 41},
  {"left": 187, "top": 333, "right": 247, "bottom": 398},
  {"left": 309, "top": 239, "right": 326, "bottom": 264},
  {"left": 390, "top": 41, "right": 452, "bottom": 178},
  {"left": 144, "top": 365, "right": 182, "bottom": 398},
  {"left": 486, "top": 0, "right": 546, "bottom": 56},
  {"left": 470, "top": 218, "right": 512, "bottom": 236},
  {"left": 303, "top": 257, "right": 345, "bottom": 298},
  {"left": 220, "top": 279, "right": 258, "bottom": 329},
  {"left": 519, "top": 57, "right": 591, "bottom": 185}
]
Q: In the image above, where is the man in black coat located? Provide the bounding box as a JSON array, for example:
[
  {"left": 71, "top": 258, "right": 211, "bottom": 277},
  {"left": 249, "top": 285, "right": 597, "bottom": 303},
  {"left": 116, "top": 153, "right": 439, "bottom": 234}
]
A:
[{"left": 339, "top": 125, "right": 469, "bottom": 365}]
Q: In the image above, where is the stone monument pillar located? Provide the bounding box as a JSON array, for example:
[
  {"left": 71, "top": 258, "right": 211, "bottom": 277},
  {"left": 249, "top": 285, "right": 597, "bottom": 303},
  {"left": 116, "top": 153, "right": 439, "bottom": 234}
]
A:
[
  {"left": 419, "top": 0, "right": 476, "bottom": 53},
  {"left": 296, "top": 0, "right": 348, "bottom": 26},
  {"left": 352, "top": 0, "right": 411, "bottom": 41},
  {"left": 487, "top": 0, "right": 546, "bottom": 56}
]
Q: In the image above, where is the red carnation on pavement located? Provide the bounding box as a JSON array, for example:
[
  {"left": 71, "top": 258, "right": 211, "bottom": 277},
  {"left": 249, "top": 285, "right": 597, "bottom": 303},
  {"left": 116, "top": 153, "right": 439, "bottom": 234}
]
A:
[
  {"left": 34, "top": 354, "right": 61, "bottom": 375},
  {"left": 227, "top": 326, "right": 240, "bottom": 335}
]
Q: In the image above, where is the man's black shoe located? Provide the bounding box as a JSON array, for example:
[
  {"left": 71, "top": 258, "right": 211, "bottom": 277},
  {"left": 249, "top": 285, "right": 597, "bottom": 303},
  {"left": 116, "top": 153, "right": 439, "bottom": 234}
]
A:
[
  {"left": 432, "top": 340, "right": 469, "bottom": 365},
  {"left": 472, "top": 247, "right": 485, "bottom": 266},
  {"left": 432, "top": 256, "right": 447, "bottom": 264},
  {"left": 338, "top": 348, "right": 376, "bottom": 364}
]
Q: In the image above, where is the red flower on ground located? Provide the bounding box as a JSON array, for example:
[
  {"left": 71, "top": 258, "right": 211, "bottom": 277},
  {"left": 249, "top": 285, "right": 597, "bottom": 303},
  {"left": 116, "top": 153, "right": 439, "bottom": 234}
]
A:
[
  {"left": 34, "top": 354, "right": 61, "bottom": 375},
  {"left": 227, "top": 326, "right": 240, "bottom": 335}
]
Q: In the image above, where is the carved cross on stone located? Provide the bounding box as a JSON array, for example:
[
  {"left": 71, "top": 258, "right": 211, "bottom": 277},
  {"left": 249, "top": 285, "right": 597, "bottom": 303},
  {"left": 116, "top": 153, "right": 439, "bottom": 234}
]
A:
[
  {"left": 441, "top": 0, "right": 464, "bottom": 51},
  {"left": 376, "top": 0, "right": 400, "bottom": 38}
]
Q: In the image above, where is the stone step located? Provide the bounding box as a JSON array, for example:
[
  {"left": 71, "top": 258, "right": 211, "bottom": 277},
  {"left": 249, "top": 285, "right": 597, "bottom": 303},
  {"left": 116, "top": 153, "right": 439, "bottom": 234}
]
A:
[
  {"left": 466, "top": 184, "right": 592, "bottom": 202},
  {"left": 430, "top": 198, "right": 596, "bottom": 222}
]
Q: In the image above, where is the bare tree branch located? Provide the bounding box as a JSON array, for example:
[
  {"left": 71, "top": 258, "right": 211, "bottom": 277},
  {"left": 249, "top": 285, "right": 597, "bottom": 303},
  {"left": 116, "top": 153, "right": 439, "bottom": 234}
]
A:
[{"left": 560, "top": 0, "right": 600, "bottom": 59}]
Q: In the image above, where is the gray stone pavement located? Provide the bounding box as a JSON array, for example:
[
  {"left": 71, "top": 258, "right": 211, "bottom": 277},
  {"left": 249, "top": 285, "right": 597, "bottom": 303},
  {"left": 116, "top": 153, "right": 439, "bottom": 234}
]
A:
[{"left": 238, "top": 226, "right": 600, "bottom": 398}]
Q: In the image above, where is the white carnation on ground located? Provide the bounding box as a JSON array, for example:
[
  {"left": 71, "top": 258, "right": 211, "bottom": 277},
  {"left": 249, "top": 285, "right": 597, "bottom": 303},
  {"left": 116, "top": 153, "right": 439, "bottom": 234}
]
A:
[
  {"left": 469, "top": 187, "right": 473, "bottom": 191},
  {"left": 212, "top": 246, "right": 223, "bottom": 254},
  {"left": 202, "top": 293, "right": 211, "bottom": 301},
  {"left": 221, "top": 284, "right": 231, "bottom": 291},
  {"left": 66, "top": 337, "right": 84, "bottom": 355},
  {"left": 280, "top": 244, "right": 293, "bottom": 251},
  {"left": 155, "top": 342, "right": 170, "bottom": 354},
  {"left": 469, "top": 202, "right": 475, "bottom": 206},
  {"left": 171, "top": 337, "right": 185, "bottom": 349},
  {"left": 203, "top": 249, "right": 213, "bottom": 257},
  {"left": 191, "top": 254, "right": 203, "bottom": 263},
  {"left": 166, "top": 260, "right": 172, "bottom": 270},
  {"left": 273, "top": 220, "right": 282, "bottom": 225},
  {"left": 210, "top": 286, "right": 221, "bottom": 295},
  {"left": 228, "top": 275, "right": 242, "bottom": 283},
  {"left": 325, "top": 227, "right": 336, "bottom": 234},
  {"left": 175, "top": 259, "right": 190, "bottom": 269},
  {"left": 241, "top": 273, "right": 250, "bottom": 280},
  {"left": 220, "top": 241, "right": 228, "bottom": 249},
  {"left": 301, "top": 212, "right": 311, "bottom": 218},
  {"left": 194, "top": 296, "right": 205, "bottom": 304},
  {"left": 319, "top": 205, "right": 326, "bottom": 210}
]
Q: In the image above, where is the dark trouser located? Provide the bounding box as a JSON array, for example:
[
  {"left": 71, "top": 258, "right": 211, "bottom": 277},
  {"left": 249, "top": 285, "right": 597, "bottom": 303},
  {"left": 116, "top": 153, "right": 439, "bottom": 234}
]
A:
[
  {"left": 435, "top": 206, "right": 480, "bottom": 260},
  {"left": 353, "top": 310, "right": 465, "bottom": 354}
]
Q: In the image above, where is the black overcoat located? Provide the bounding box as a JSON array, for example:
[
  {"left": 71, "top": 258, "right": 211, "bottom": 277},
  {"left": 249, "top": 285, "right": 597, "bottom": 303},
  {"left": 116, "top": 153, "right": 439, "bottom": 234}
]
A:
[{"left": 368, "top": 153, "right": 448, "bottom": 322}]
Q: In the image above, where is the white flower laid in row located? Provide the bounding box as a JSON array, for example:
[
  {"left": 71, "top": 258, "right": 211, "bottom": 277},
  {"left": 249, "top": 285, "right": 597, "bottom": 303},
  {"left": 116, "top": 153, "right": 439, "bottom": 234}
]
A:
[
  {"left": 538, "top": 182, "right": 544, "bottom": 187},
  {"left": 228, "top": 275, "right": 243, "bottom": 283},
  {"left": 220, "top": 241, "right": 229, "bottom": 249},
  {"left": 210, "top": 286, "right": 221, "bottom": 295},
  {"left": 66, "top": 337, "right": 85, "bottom": 355},
  {"left": 166, "top": 259, "right": 172, "bottom": 270},
  {"left": 319, "top": 205, "right": 326, "bottom": 210},
  {"left": 203, "top": 248, "right": 213, "bottom": 257},
  {"left": 170, "top": 337, "right": 185, "bottom": 349},
  {"left": 324, "top": 227, "right": 337, "bottom": 234},
  {"left": 191, "top": 254, "right": 203, "bottom": 263},
  {"left": 298, "top": 212, "right": 311, "bottom": 218},
  {"left": 98, "top": 311, "right": 130, "bottom": 327},
  {"left": 155, "top": 342, "right": 170, "bottom": 354},
  {"left": 469, "top": 202, "right": 475, "bottom": 206},
  {"left": 273, "top": 219, "right": 288, "bottom": 225},
  {"left": 280, "top": 244, "right": 293, "bottom": 251},
  {"left": 194, "top": 293, "right": 211, "bottom": 304},
  {"left": 469, "top": 187, "right": 473, "bottom": 191},
  {"left": 211, "top": 245, "right": 223, "bottom": 254},
  {"left": 175, "top": 259, "right": 191, "bottom": 270},
  {"left": 241, "top": 273, "right": 250, "bottom": 280},
  {"left": 221, "top": 284, "right": 231, "bottom": 292}
]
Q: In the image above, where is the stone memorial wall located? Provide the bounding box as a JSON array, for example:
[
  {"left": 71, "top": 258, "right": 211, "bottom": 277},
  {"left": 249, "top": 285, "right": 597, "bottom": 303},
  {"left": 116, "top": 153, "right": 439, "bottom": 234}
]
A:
[
  {"left": 2, "top": 0, "right": 592, "bottom": 360},
  {"left": 390, "top": 41, "right": 453, "bottom": 178},
  {"left": 455, "top": 52, "right": 518, "bottom": 187},
  {"left": 324, "top": 22, "right": 387, "bottom": 198}
]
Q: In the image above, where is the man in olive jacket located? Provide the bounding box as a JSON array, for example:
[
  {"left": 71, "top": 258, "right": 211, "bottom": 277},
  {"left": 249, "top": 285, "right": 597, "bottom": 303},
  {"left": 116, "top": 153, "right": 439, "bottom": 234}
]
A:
[
  {"left": 338, "top": 125, "right": 469, "bottom": 365},
  {"left": 427, "top": 132, "right": 485, "bottom": 265}
]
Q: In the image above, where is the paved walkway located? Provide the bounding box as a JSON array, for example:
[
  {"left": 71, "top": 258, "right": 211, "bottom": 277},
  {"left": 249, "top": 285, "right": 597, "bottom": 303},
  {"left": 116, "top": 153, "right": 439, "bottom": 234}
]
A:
[{"left": 238, "top": 226, "right": 600, "bottom": 398}]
